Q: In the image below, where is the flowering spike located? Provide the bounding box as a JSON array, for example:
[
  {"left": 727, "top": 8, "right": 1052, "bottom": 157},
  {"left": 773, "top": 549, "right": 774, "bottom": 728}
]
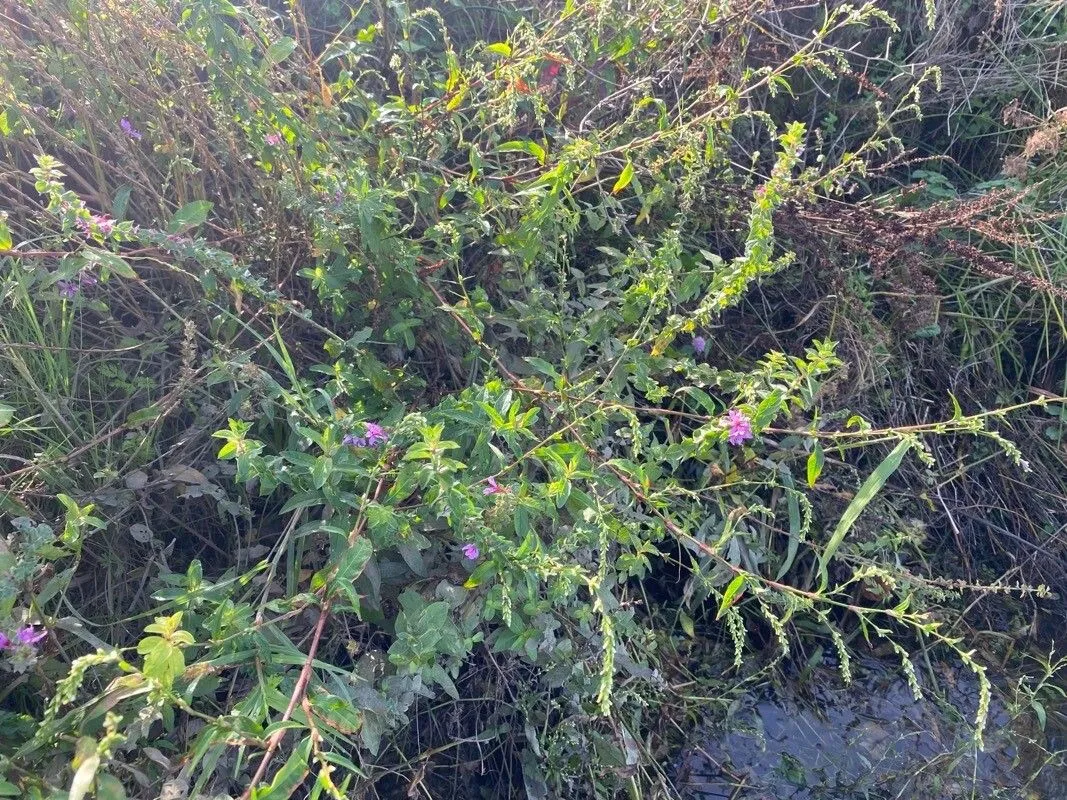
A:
[
  {"left": 120, "top": 118, "right": 143, "bottom": 140},
  {"left": 725, "top": 409, "right": 753, "bottom": 446},
  {"left": 15, "top": 626, "right": 46, "bottom": 646},
  {"left": 344, "top": 422, "right": 388, "bottom": 449}
]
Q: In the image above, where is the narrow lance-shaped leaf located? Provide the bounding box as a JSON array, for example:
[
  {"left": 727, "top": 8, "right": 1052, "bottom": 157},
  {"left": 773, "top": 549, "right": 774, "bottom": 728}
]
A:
[
  {"left": 716, "top": 573, "right": 746, "bottom": 620},
  {"left": 817, "top": 438, "right": 912, "bottom": 589},
  {"left": 612, "top": 160, "right": 635, "bottom": 194}
]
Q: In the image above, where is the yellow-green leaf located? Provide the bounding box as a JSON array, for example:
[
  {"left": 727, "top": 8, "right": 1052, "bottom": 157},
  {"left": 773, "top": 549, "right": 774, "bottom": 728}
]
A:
[
  {"left": 806, "top": 442, "right": 824, "bottom": 488},
  {"left": 253, "top": 737, "right": 312, "bottom": 800},
  {"left": 612, "top": 160, "right": 635, "bottom": 194},
  {"left": 716, "top": 574, "right": 746, "bottom": 620}
]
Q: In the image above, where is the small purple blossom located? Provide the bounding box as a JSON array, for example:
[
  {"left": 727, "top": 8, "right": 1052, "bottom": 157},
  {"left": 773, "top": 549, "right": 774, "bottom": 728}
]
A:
[
  {"left": 724, "top": 408, "right": 754, "bottom": 447},
  {"left": 0, "top": 632, "right": 9, "bottom": 649},
  {"left": 120, "top": 117, "right": 143, "bottom": 140},
  {"left": 79, "top": 271, "right": 98, "bottom": 288},
  {"left": 57, "top": 280, "right": 79, "bottom": 299},
  {"left": 483, "top": 476, "right": 506, "bottom": 496},
  {"left": 77, "top": 214, "right": 115, "bottom": 237},
  {"left": 344, "top": 422, "right": 388, "bottom": 448},
  {"left": 15, "top": 626, "right": 46, "bottom": 647},
  {"left": 264, "top": 132, "right": 283, "bottom": 146},
  {"left": 461, "top": 543, "right": 480, "bottom": 560},
  {"left": 692, "top": 335, "right": 707, "bottom": 355}
]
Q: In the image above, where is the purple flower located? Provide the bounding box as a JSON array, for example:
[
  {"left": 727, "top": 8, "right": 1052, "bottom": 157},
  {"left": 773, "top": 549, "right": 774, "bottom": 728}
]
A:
[
  {"left": 77, "top": 214, "right": 115, "bottom": 237},
  {"left": 16, "top": 626, "right": 46, "bottom": 646},
  {"left": 120, "top": 118, "right": 143, "bottom": 140},
  {"left": 692, "top": 335, "right": 707, "bottom": 355},
  {"left": 344, "top": 422, "right": 388, "bottom": 449},
  {"left": 461, "top": 543, "right": 480, "bottom": 560},
  {"left": 79, "top": 271, "right": 98, "bottom": 288},
  {"left": 264, "top": 132, "right": 283, "bottom": 146},
  {"left": 483, "top": 476, "right": 505, "bottom": 495},
  {"left": 724, "top": 409, "right": 753, "bottom": 447},
  {"left": 57, "top": 280, "right": 79, "bottom": 299},
  {"left": 0, "top": 633, "right": 9, "bottom": 649}
]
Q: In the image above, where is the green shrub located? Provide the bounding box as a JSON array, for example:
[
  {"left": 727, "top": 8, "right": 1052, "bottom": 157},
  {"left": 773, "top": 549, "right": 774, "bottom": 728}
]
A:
[{"left": 0, "top": 0, "right": 1062, "bottom": 798}]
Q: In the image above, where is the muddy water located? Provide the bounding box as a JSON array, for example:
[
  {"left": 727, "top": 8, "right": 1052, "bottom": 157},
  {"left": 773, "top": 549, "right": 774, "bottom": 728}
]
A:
[{"left": 677, "top": 662, "right": 1067, "bottom": 799}]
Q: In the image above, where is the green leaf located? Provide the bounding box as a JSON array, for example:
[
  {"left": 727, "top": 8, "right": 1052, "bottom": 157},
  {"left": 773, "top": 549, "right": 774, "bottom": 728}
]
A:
[
  {"left": 95, "top": 773, "right": 127, "bottom": 800},
  {"left": 751, "top": 391, "right": 784, "bottom": 430},
  {"left": 806, "top": 442, "right": 824, "bottom": 488},
  {"left": 485, "top": 42, "right": 511, "bottom": 57},
  {"left": 310, "top": 692, "right": 362, "bottom": 734},
  {"left": 137, "top": 627, "right": 187, "bottom": 689},
  {"left": 112, "top": 185, "right": 132, "bottom": 220},
  {"left": 0, "top": 214, "right": 11, "bottom": 250},
  {"left": 716, "top": 574, "right": 746, "bottom": 620},
  {"left": 776, "top": 470, "right": 804, "bottom": 581},
  {"left": 83, "top": 248, "right": 137, "bottom": 279},
  {"left": 495, "top": 140, "right": 546, "bottom": 165},
  {"left": 0, "top": 110, "right": 10, "bottom": 137},
  {"left": 611, "top": 160, "right": 634, "bottom": 194},
  {"left": 1032, "top": 699, "right": 1047, "bottom": 731},
  {"left": 254, "top": 737, "right": 311, "bottom": 800},
  {"left": 678, "top": 610, "right": 695, "bottom": 638},
  {"left": 334, "top": 537, "right": 373, "bottom": 587},
  {"left": 0, "top": 403, "right": 14, "bottom": 427},
  {"left": 524, "top": 357, "right": 559, "bottom": 378},
  {"left": 310, "top": 456, "right": 332, "bottom": 489},
  {"left": 168, "top": 200, "right": 213, "bottom": 233},
  {"left": 0, "top": 780, "right": 21, "bottom": 797},
  {"left": 817, "top": 439, "right": 912, "bottom": 588},
  {"left": 264, "top": 37, "right": 298, "bottom": 65},
  {"left": 463, "top": 560, "right": 496, "bottom": 589}
]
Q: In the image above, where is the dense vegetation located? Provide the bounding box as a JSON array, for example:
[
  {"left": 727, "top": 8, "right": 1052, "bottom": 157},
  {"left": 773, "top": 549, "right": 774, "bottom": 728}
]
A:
[{"left": 0, "top": 0, "right": 1065, "bottom": 797}]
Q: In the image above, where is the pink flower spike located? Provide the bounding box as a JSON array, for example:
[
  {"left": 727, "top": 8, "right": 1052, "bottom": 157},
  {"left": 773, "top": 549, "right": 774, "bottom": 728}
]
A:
[
  {"left": 16, "top": 626, "right": 46, "bottom": 646},
  {"left": 725, "top": 408, "right": 753, "bottom": 447},
  {"left": 692, "top": 335, "right": 707, "bottom": 355},
  {"left": 119, "top": 118, "right": 143, "bottom": 140},
  {"left": 462, "top": 543, "right": 480, "bottom": 560},
  {"left": 0, "top": 632, "right": 9, "bottom": 649},
  {"left": 483, "top": 476, "right": 505, "bottom": 495},
  {"left": 264, "top": 132, "right": 283, "bottom": 146}
]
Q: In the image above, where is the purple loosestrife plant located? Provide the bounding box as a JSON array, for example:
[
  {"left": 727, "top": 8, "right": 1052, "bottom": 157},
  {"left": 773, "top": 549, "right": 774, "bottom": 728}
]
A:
[
  {"left": 78, "top": 214, "right": 116, "bottom": 237},
  {"left": 264, "top": 132, "right": 283, "bottom": 146},
  {"left": 725, "top": 409, "right": 754, "bottom": 446},
  {"left": 57, "top": 280, "right": 79, "bottom": 299},
  {"left": 461, "top": 543, "right": 480, "bottom": 560},
  {"left": 16, "top": 626, "right": 46, "bottom": 646},
  {"left": 483, "top": 476, "right": 505, "bottom": 495},
  {"left": 0, "top": 633, "right": 9, "bottom": 649},
  {"left": 692, "top": 335, "right": 707, "bottom": 355},
  {"left": 344, "top": 422, "right": 388, "bottom": 449},
  {"left": 120, "top": 118, "right": 143, "bottom": 140}
]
